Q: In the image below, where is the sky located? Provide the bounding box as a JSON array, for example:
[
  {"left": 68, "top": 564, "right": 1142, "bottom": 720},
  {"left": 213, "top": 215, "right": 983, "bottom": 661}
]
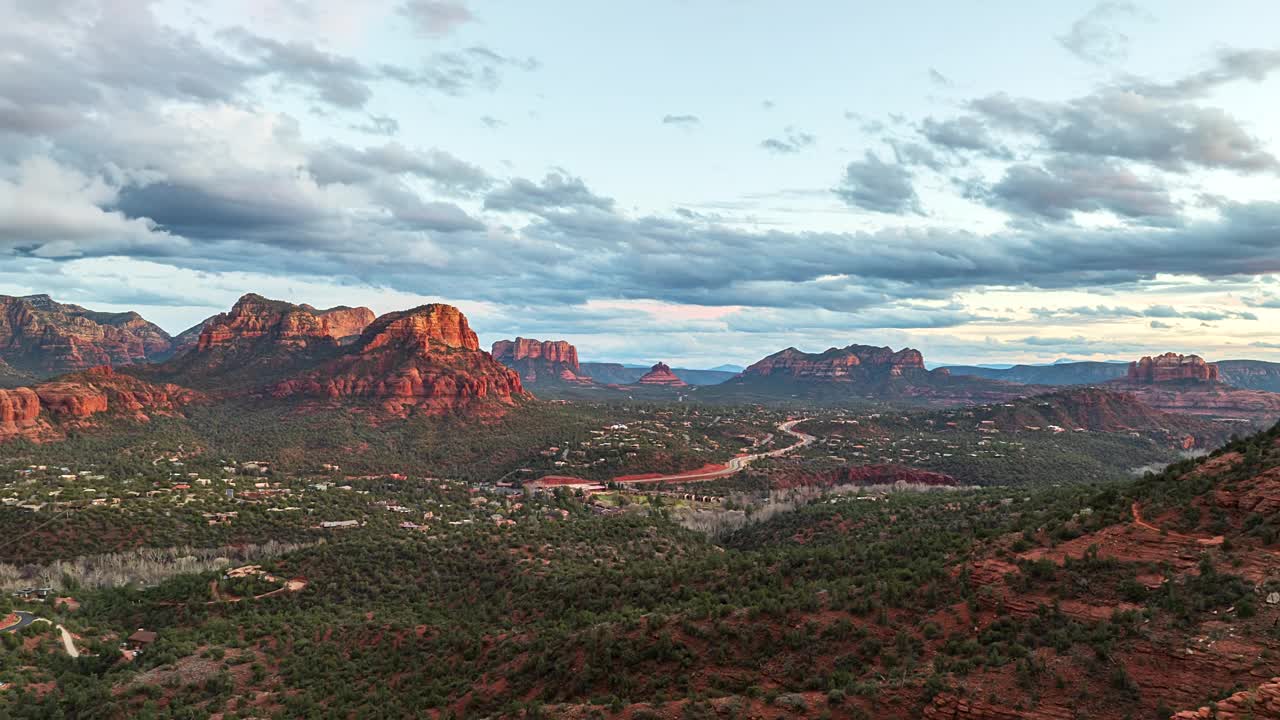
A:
[{"left": 2, "top": 0, "right": 1280, "bottom": 367}]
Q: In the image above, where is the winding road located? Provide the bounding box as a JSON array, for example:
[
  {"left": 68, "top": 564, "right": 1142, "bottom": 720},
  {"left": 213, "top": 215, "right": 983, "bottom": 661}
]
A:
[
  {"left": 615, "top": 419, "right": 815, "bottom": 485},
  {"left": 1, "top": 611, "right": 81, "bottom": 657}
]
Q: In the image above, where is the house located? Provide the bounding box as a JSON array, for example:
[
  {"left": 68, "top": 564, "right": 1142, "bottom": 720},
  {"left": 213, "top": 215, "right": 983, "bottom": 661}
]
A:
[
  {"left": 127, "top": 629, "right": 158, "bottom": 650},
  {"left": 319, "top": 520, "right": 360, "bottom": 529}
]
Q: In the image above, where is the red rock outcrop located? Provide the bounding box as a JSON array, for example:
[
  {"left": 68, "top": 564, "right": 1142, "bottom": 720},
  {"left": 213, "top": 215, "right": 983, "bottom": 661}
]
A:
[
  {"left": 1172, "top": 677, "right": 1280, "bottom": 719},
  {"left": 0, "top": 387, "right": 42, "bottom": 438},
  {"left": 0, "top": 367, "right": 201, "bottom": 441},
  {"left": 195, "top": 294, "right": 375, "bottom": 352},
  {"left": 0, "top": 294, "right": 173, "bottom": 376},
  {"left": 491, "top": 338, "right": 590, "bottom": 384},
  {"left": 272, "top": 305, "right": 528, "bottom": 417},
  {"left": 742, "top": 344, "right": 928, "bottom": 381},
  {"left": 1128, "top": 353, "right": 1220, "bottom": 383},
  {"left": 635, "top": 362, "right": 687, "bottom": 387}
]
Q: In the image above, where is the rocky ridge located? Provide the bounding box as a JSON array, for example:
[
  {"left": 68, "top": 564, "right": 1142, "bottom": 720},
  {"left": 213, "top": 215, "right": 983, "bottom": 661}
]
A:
[
  {"left": 1128, "top": 353, "right": 1220, "bottom": 383},
  {"left": 272, "top": 305, "right": 528, "bottom": 417},
  {"left": 0, "top": 294, "right": 174, "bottom": 377}
]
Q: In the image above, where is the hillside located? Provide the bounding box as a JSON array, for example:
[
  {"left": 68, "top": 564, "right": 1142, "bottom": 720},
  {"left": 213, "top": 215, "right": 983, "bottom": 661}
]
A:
[
  {"left": 943, "top": 358, "right": 1280, "bottom": 393},
  {"left": 0, "top": 294, "right": 174, "bottom": 377},
  {"left": 703, "top": 343, "right": 1033, "bottom": 407}
]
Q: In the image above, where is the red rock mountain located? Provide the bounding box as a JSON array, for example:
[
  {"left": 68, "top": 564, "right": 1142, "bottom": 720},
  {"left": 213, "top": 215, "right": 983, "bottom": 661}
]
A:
[
  {"left": 635, "top": 362, "right": 687, "bottom": 387},
  {"left": 196, "top": 294, "right": 374, "bottom": 351},
  {"left": 0, "top": 367, "right": 201, "bottom": 442},
  {"left": 742, "top": 344, "right": 928, "bottom": 381},
  {"left": 155, "top": 294, "right": 377, "bottom": 388},
  {"left": 272, "top": 304, "right": 528, "bottom": 417},
  {"left": 1128, "top": 352, "right": 1220, "bottom": 383},
  {"left": 0, "top": 294, "right": 173, "bottom": 377},
  {"left": 491, "top": 338, "right": 590, "bottom": 384}
]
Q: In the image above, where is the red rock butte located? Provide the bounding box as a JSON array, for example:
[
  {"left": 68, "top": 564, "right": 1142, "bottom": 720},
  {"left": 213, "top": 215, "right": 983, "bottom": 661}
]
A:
[
  {"left": 636, "top": 362, "right": 687, "bottom": 387},
  {"left": 491, "top": 338, "right": 589, "bottom": 383},
  {"left": 272, "top": 304, "right": 527, "bottom": 417},
  {"left": 743, "top": 344, "right": 927, "bottom": 381},
  {"left": 196, "top": 294, "right": 375, "bottom": 352},
  {"left": 1127, "top": 352, "right": 1220, "bottom": 383}
]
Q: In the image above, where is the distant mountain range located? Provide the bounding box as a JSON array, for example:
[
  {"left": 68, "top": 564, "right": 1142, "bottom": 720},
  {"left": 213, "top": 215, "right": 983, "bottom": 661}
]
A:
[{"left": 943, "top": 358, "right": 1280, "bottom": 393}]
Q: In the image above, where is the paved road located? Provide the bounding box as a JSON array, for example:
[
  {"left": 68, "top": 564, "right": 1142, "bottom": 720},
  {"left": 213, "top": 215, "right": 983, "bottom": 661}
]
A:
[
  {"left": 616, "top": 419, "right": 815, "bottom": 485},
  {"left": 0, "top": 611, "right": 38, "bottom": 633}
]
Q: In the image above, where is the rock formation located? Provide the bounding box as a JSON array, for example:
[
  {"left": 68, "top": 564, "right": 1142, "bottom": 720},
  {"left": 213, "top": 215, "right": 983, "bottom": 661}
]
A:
[
  {"left": 635, "top": 362, "right": 687, "bottom": 387},
  {"left": 195, "top": 294, "right": 375, "bottom": 352},
  {"left": 741, "top": 344, "right": 928, "bottom": 381},
  {"left": 491, "top": 338, "right": 589, "bottom": 384},
  {"left": 1172, "top": 677, "right": 1280, "bottom": 719},
  {"left": 1127, "top": 353, "right": 1220, "bottom": 383},
  {"left": 0, "top": 367, "right": 200, "bottom": 442},
  {"left": 272, "top": 305, "right": 528, "bottom": 417},
  {"left": 0, "top": 294, "right": 173, "bottom": 377},
  {"left": 0, "top": 387, "right": 43, "bottom": 438}
]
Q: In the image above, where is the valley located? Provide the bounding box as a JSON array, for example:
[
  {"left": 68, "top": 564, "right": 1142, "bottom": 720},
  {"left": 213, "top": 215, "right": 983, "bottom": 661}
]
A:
[{"left": 2, "top": 294, "right": 1280, "bottom": 720}]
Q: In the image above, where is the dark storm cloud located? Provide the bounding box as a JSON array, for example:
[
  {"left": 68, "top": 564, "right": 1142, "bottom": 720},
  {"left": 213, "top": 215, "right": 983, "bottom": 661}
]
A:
[
  {"left": 832, "top": 152, "right": 922, "bottom": 214},
  {"left": 760, "top": 127, "right": 816, "bottom": 154},
  {"left": 979, "top": 156, "right": 1179, "bottom": 223}
]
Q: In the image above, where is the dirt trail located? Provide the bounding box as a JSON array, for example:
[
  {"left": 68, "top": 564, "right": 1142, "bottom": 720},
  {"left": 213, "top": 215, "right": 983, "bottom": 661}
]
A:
[{"left": 1130, "top": 501, "right": 1223, "bottom": 546}]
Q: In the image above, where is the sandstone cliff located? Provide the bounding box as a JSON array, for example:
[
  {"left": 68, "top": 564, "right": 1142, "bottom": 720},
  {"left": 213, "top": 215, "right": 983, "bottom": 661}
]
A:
[
  {"left": 0, "top": 294, "right": 173, "bottom": 377},
  {"left": 272, "top": 305, "right": 528, "bottom": 417},
  {"left": 0, "top": 367, "right": 201, "bottom": 442},
  {"left": 492, "top": 338, "right": 589, "bottom": 384},
  {"left": 195, "top": 294, "right": 375, "bottom": 352},
  {"left": 1128, "top": 352, "right": 1220, "bottom": 383}
]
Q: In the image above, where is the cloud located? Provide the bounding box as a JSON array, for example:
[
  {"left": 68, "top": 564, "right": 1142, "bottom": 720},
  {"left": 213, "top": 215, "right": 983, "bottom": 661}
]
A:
[
  {"left": 349, "top": 115, "right": 400, "bottom": 136},
  {"left": 1149, "top": 320, "right": 1172, "bottom": 329},
  {"left": 1123, "top": 48, "right": 1280, "bottom": 100},
  {"left": 928, "top": 68, "right": 952, "bottom": 87},
  {"left": 484, "top": 173, "right": 615, "bottom": 213},
  {"left": 308, "top": 142, "right": 493, "bottom": 194},
  {"left": 979, "top": 156, "right": 1178, "bottom": 223},
  {"left": 832, "top": 152, "right": 922, "bottom": 214},
  {"left": 662, "top": 114, "right": 701, "bottom": 128},
  {"left": 1058, "top": 2, "right": 1146, "bottom": 65},
  {"left": 398, "top": 1, "right": 474, "bottom": 36},
  {"left": 760, "top": 127, "right": 816, "bottom": 154},
  {"left": 919, "top": 116, "right": 1013, "bottom": 159},
  {"left": 970, "top": 89, "right": 1278, "bottom": 173},
  {"left": 1031, "top": 304, "right": 1258, "bottom": 322}
]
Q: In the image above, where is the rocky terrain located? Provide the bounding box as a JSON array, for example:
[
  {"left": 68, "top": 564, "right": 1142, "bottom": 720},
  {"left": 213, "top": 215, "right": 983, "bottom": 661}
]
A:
[
  {"left": 941, "top": 361, "right": 1130, "bottom": 386},
  {"left": 708, "top": 343, "right": 1032, "bottom": 406},
  {"left": 742, "top": 344, "right": 929, "bottom": 381},
  {"left": 964, "top": 387, "right": 1234, "bottom": 449},
  {"left": 0, "top": 294, "right": 174, "bottom": 377},
  {"left": 1128, "top": 352, "right": 1221, "bottom": 383},
  {"left": 633, "top": 361, "right": 688, "bottom": 387},
  {"left": 272, "top": 304, "right": 528, "bottom": 417},
  {"left": 149, "top": 294, "right": 376, "bottom": 389},
  {"left": 491, "top": 337, "right": 590, "bottom": 385},
  {"left": 0, "top": 366, "right": 200, "bottom": 441}
]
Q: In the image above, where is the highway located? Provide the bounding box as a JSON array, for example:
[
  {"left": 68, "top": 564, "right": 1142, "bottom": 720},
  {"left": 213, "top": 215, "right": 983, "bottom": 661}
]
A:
[
  {"left": 616, "top": 418, "right": 814, "bottom": 485},
  {"left": 1, "top": 611, "right": 38, "bottom": 633}
]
